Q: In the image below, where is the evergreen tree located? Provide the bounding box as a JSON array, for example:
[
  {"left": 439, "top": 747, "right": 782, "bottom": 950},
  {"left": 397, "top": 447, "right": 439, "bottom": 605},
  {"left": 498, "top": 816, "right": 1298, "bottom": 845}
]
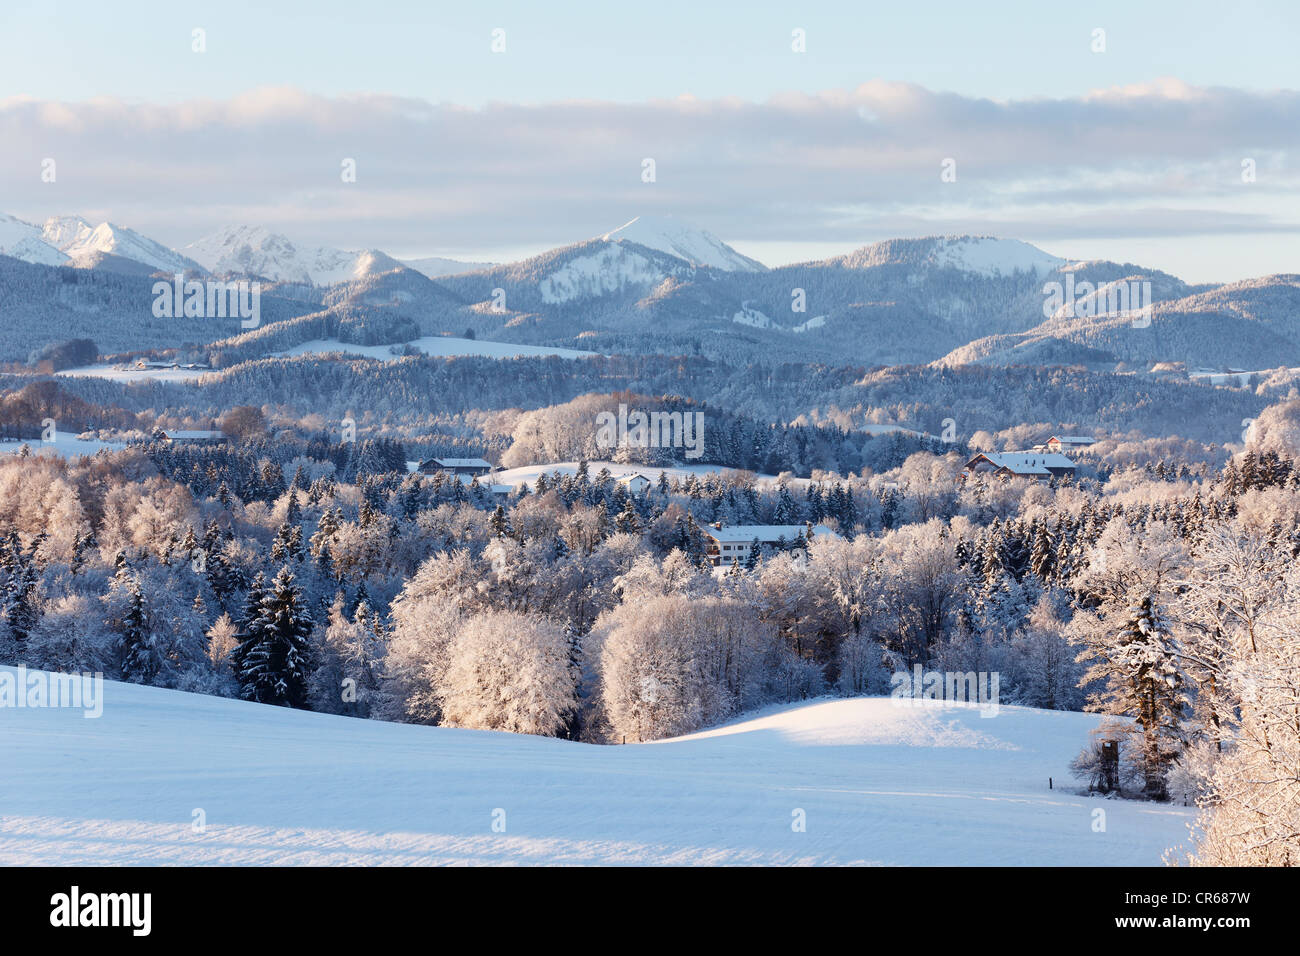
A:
[
  {"left": 231, "top": 573, "right": 268, "bottom": 684},
  {"left": 238, "top": 566, "right": 314, "bottom": 708},
  {"left": 615, "top": 497, "right": 641, "bottom": 534},
  {"left": 1079, "top": 594, "right": 1187, "bottom": 800},
  {"left": 489, "top": 504, "right": 511, "bottom": 538},
  {"left": 118, "top": 576, "right": 153, "bottom": 683}
]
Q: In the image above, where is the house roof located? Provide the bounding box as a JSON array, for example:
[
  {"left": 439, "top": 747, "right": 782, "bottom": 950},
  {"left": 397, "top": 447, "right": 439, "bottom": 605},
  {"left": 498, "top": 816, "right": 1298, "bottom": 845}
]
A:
[
  {"left": 427, "top": 457, "right": 491, "bottom": 468},
  {"left": 968, "top": 452, "right": 1075, "bottom": 475},
  {"left": 1047, "top": 435, "right": 1096, "bottom": 445}
]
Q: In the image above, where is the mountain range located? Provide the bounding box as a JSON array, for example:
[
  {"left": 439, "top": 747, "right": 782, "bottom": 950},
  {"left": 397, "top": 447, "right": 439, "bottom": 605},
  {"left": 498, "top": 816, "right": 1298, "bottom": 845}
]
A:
[{"left": 0, "top": 210, "right": 1296, "bottom": 376}]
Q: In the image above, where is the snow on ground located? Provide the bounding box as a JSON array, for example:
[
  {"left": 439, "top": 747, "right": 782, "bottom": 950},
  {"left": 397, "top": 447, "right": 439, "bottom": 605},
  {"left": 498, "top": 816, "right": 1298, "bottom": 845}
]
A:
[
  {"left": 490, "top": 460, "right": 786, "bottom": 489},
  {"left": 1188, "top": 367, "right": 1300, "bottom": 387},
  {"left": 731, "top": 304, "right": 773, "bottom": 328},
  {"left": 791, "top": 314, "right": 826, "bottom": 333},
  {"left": 602, "top": 215, "right": 766, "bottom": 272},
  {"left": 539, "top": 243, "right": 665, "bottom": 304},
  {"left": 0, "top": 431, "right": 123, "bottom": 459},
  {"left": 56, "top": 364, "right": 215, "bottom": 383},
  {"left": 275, "top": 336, "right": 599, "bottom": 361},
  {"left": 0, "top": 669, "right": 1193, "bottom": 865},
  {"left": 931, "top": 237, "right": 1065, "bottom": 277}
]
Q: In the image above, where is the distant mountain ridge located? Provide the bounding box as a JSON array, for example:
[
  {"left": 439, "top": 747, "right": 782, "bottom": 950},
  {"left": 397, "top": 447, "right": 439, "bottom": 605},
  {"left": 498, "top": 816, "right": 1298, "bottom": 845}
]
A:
[
  {"left": 0, "top": 210, "right": 1295, "bottom": 374},
  {"left": 42, "top": 216, "right": 205, "bottom": 274}
]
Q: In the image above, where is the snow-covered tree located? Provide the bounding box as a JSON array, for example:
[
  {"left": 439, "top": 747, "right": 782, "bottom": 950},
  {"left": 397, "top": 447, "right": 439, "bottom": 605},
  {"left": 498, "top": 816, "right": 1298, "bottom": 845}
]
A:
[
  {"left": 237, "top": 566, "right": 313, "bottom": 708},
  {"left": 437, "top": 609, "right": 575, "bottom": 736}
]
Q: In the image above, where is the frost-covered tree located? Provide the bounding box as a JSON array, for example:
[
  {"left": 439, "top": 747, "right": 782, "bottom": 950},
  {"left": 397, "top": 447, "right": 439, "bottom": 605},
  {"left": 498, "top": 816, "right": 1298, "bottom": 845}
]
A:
[
  {"left": 1184, "top": 567, "right": 1300, "bottom": 864},
  {"left": 437, "top": 609, "right": 575, "bottom": 736},
  {"left": 1075, "top": 594, "right": 1187, "bottom": 799},
  {"left": 308, "top": 594, "right": 385, "bottom": 716}
]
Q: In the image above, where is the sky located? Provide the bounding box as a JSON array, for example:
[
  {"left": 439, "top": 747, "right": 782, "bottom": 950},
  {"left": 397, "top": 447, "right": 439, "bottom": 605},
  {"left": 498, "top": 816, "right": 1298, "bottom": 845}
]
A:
[{"left": 1, "top": 0, "right": 1298, "bottom": 282}]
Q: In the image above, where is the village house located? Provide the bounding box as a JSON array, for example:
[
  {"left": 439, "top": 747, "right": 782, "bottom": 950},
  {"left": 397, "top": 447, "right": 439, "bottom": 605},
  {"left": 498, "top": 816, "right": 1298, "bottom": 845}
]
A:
[
  {"left": 417, "top": 457, "right": 493, "bottom": 478},
  {"left": 617, "top": 473, "right": 653, "bottom": 494},
  {"left": 963, "top": 451, "right": 1076, "bottom": 481},
  {"left": 1043, "top": 435, "right": 1097, "bottom": 454},
  {"left": 702, "top": 522, "right": 839, "bottom": 567}
]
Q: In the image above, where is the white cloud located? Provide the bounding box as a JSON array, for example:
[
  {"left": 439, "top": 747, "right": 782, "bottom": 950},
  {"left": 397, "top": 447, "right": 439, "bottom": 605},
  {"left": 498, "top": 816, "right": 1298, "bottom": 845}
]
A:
[{"left": 1, "top": 80, "right": 1296, "bottom": 259}]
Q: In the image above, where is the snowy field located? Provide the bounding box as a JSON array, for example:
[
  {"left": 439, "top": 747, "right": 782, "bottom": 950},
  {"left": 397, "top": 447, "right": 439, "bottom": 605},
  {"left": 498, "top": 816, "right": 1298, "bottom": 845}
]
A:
[
  {"left": 0, "top": 668, "right": 1193, "bottom": 865},
  {"left": 56, "top": 364, "right": 213, "bottom": 383},
  {"left": 0, "top": 431, "right": 123, "bottom": 458},
  {"left": 274, "top": 336, "right": 599, "bottom": 361}
]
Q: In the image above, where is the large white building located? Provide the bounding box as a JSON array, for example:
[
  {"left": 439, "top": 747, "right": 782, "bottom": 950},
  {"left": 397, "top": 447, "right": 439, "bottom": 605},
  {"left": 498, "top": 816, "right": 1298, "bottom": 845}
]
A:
[{"left": 702, "top": 522, "right": 838, "bottom": 566}]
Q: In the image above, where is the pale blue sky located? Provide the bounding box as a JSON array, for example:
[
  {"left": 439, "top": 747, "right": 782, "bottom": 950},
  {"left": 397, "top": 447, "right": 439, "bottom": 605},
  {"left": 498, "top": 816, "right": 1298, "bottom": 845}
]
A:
[
  {"left": 1, "top": 1, "right": 1297, "bottom": 281},
  {"left": 4, "top": 0, "right": 1298, "bottom": 105}
]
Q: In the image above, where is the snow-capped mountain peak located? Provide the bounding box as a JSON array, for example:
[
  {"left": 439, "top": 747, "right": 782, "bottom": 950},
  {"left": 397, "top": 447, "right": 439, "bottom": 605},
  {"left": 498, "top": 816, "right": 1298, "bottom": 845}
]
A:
[
  {"left": 42, "top": 216, "right": 202, "bottom": 274},
  {"left": 0, "top": 213, "right": 69, "bottom": 266},
  {"left": 184, "top": 226, "right": 423, "bottom": 285},
  {"left": 601, "top": 215, "right": 766, "bottom": 272},
  {"left": 40, "top": 215, "right": 95, "bottom": 250}
]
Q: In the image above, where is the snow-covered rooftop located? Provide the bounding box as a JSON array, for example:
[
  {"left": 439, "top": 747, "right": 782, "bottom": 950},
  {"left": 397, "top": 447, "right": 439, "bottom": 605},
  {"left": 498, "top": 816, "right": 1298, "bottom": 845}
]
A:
[
  {"left": 971, "top": 452, "right": 1075, "bottom": 475},
  {"left": 704, "top": 523, "right": 837, "bottom": 544},
  {"left": 428, "top": 457, "right": 491, "bottom": 468}
]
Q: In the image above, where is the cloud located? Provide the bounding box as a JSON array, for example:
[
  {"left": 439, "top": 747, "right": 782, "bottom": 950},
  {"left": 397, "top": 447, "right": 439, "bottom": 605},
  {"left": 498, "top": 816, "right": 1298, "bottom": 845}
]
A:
[{"left": 1, "top": 80, "right": 1296, "bottom": 256}]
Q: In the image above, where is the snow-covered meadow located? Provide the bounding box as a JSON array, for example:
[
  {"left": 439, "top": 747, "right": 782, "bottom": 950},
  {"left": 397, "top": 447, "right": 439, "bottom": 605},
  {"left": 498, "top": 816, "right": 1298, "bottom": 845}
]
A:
[
  {"left": 0, "top": 668, "right": 1193, "bottom": 866},
  {"left": 0, "top": 432, "right": 124, "bottom": 459},
  {"left": 275, "top": 336, "right": 599, "bottom": 361},
  {"left": 56, "top": 364, "right": 214, "bottom": 383}
]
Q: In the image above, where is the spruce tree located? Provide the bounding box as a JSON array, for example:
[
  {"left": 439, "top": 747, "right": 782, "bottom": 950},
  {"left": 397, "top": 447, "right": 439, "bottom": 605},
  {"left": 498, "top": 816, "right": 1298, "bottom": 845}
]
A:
[
  {"left": 239, "top": 566, "right": 314, "bottom": 708},
  {"left": 231, "top": 573, "right": 268, "bottom": 689},
  {"left": 118, "top": 576, "right": 154, "bottom": 683}
]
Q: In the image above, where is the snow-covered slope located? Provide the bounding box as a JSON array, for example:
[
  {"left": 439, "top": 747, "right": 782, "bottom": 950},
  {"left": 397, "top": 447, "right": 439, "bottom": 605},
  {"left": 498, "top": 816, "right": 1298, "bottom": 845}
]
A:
[
  {"left": 539, "top": 242, "right": 673, "bottom": 303},
  {"left": 0, "top": 431, "right": 124, "bottom": 459},
  {"left": 275, "top": 336, "right": 598, "bottom": 361},
  {"left": 43, "top": 216, "right": 203, "bottom": 274},
  {"left": 603, "top": 215, "right": 766, "bottom": 272},
  {"left": 485, "top": 216, "right": 763, "bottom": 308},
  {"left": 40, "top": 215, "right": 94, "bottom": 250},
  {"left": 0, "top": 214, "right": 68, "bottom": 265},
  {"left": 928, "top": 236, "right": 1066, "bottom": 277},
  {"left": 837, "top": 235, "right": 1066, "bottom": 277},
  {"left": 0, "top": 669, "right": 1193, "bottom": 865}
]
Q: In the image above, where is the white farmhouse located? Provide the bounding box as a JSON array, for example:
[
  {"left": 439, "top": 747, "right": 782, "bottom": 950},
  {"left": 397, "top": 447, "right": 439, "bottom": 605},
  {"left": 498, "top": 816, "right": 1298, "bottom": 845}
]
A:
[{"left": 702, "top": 522, "right": 839, "bottom": 566}]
